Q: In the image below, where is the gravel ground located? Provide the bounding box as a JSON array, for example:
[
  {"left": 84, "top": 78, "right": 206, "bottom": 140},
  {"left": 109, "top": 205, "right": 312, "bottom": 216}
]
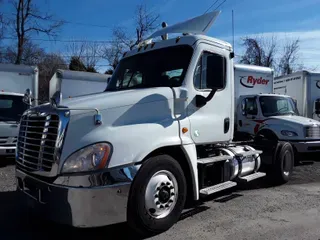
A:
[{"left": 0, "top": 157, "right": 319, "bottom": 240}]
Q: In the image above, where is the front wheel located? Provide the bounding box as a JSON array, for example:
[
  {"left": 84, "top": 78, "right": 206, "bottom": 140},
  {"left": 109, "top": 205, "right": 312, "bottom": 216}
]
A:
[
  {"left": 271, "top": 142, "right": 294, "bottom": 185},
  {"left": 127, "top": 154, "right": 187, "bottom": 237}
]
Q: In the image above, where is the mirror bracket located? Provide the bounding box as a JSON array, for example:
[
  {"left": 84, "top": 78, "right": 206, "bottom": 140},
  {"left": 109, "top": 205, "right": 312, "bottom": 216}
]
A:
[{"left": 195, "top": 89, "right": 217, "bottom": 108}]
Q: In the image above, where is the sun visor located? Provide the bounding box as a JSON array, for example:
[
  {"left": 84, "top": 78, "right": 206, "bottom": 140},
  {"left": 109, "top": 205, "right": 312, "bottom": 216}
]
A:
[{"left": 147, "top": 10, "right": 221, "bottom": 40}]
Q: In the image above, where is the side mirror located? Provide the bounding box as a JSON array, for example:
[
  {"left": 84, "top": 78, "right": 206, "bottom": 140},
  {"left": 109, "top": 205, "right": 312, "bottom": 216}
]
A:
[
  {"left": 23, "top": 88, "right": 33, "bottom": 105},
  {"left": 292, "top": 98, "right": 297, "bottom": 107},
  {"left": 315, "top": 99, "right": 320, "bottom": 115},
  {"left": 195, "top": 54, "right": 225, "bottom": 108},
  {"left": 241, "top": 99, "right": 247, "bottom": 116},
  {"left": 206, "top": 55, "right": 225, "bottom": 90},
  {"left": 50, "top": 91, "right": 62, "bottom": 107},
  {"left": 107, "top": 77, "right": 111, "bottom": 84}
]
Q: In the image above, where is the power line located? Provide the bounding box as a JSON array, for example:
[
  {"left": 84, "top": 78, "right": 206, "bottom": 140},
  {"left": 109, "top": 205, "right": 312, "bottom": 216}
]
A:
[
  {"left": 204, "top": 0, "right": 220, "bottom": 14},
  {"left": 2, "top": 37, "right": 114, "bottom": 43},
  {"left": 214, "top": 0, "right": 228, "bottom": 10},
  {"left": 204, "top": 0, "right": 228, "bottom": 14},
  {"left": 1, "top": 12, "right": 112, "bottom": 29}
]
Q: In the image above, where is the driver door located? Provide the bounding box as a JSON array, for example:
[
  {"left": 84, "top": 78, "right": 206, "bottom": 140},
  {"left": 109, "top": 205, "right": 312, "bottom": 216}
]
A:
[{"left": 238, "top": 97, "right": 259, "bottom": 135}]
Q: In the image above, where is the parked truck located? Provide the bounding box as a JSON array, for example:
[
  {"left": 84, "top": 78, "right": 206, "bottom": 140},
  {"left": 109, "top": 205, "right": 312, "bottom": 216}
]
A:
[
  {"left": 17, "top": 11, "right": 296, "bottom": 236},
  {"left": 234, "top": 64, "right": 320, "bottom": 157},
  {"left": 0, "top": 63, "right": 38, "bottom": 156},
  {"left": 274, "top": 71, "right": 320, "bottom": 121},
  {"left": 49, "top": 69, "right": 111, "bottom": 100}
]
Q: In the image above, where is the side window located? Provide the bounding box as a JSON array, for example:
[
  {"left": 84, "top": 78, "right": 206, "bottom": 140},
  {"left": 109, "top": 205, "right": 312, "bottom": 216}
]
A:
[
  {"left": 242, "top": 98, "right": 258, "bottom": 115},
  {"left": 194, "top": 52, "right": 226, "bottom": 90}
]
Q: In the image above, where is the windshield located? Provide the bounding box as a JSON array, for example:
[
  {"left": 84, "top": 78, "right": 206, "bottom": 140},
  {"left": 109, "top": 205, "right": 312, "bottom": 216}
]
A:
[
  {"left": 259, "top": 96, "right": 298, "bottom": 117},
  {"left": 105, "top": 45, "right": 193, "bottom": 91},
  {"left": 0, "top": 95, "right": 29, "bottom": 122}
]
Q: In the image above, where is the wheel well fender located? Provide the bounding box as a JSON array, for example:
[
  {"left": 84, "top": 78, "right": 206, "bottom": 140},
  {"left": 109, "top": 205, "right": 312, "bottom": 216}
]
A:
[{"left": 256, "top": 129, "right": 279, "bottom": 140}]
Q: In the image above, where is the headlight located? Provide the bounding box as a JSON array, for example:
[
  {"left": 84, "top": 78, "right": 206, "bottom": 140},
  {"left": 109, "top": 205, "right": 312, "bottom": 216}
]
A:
[
  {"left": 62, "top": 143, "right": 111, "bottom": 173},
  {"left": 281, "top": 130, "right": 298, "bottom": 137}
]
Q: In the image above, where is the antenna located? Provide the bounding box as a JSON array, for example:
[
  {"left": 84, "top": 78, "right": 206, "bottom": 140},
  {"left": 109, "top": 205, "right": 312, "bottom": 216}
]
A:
[{"left": 232, "top": 10, "right": 235, "bottom": 53}]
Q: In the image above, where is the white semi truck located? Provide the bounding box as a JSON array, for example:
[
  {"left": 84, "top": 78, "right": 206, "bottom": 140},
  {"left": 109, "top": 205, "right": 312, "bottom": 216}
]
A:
[
  {"left": 49, "top": 69, "right": 111, "bottom": 100},
  {"left": 17, "top": 11, "right": 296, "bottom": 236},
  {"left": 274, "top": 71, "right": 320, "bottom": 121},
  {"left": 234, "top": 64, "right": 320, "bottom": 156},
  {"left": 0, "top": 64, "right": 38, "bottom": 156}
]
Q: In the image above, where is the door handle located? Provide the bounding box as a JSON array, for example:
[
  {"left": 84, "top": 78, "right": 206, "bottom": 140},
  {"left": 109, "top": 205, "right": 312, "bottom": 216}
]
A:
[{"left": 224, "top": 118, "right": 230, "bottom": 134}]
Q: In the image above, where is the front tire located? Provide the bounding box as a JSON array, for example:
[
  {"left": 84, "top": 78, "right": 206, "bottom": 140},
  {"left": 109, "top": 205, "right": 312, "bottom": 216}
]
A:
[
  {"left": 272, "top": 142, "right": 294, "bottom": 185},
  {"left": 127, "top": 154, "right": 187, "bottom": 237}
]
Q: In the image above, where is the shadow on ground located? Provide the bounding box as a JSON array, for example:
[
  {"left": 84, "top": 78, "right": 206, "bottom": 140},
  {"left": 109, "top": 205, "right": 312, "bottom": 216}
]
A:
[
  {"left": 0, "top": 191, "right": 143, "bottom": 240},
  {"left": 0, "top": 157, "right": 15, "bottom": 168}
]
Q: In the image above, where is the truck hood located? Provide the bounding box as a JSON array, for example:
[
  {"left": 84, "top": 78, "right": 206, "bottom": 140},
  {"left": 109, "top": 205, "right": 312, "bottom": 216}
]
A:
[
  {"left": 60, "top": 88, "right": 174, "bottom": 115},
  {"left": 0, "top": 121, "right": 19, "bottom": 137},
  {"left": 270, "top": 115, "right": 320, "bottom": 126}
]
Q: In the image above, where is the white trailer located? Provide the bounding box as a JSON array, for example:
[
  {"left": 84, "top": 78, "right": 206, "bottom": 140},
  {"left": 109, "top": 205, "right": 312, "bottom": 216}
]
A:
[
  {"left": 0, "top": 63, "right": 38, "bottom": 156},
  {"left": 274, "top": 71, "right": 320, "bottom": 121},
  {"left": 49, "top": 69, "right": 111, "bottom": 100}
]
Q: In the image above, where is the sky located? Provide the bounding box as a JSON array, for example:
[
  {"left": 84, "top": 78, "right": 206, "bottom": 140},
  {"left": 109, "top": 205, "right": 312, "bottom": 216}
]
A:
[{"left": 1, "top": 0, "right": 320, "bottom": 73}]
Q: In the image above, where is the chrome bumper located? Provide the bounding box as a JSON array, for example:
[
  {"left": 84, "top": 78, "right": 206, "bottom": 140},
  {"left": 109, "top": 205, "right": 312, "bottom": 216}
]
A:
[
  {"left": 16, "top": 164, "right": 140, "bottom": 228},
  {"left": 291, "top": 140, "right": 320, "bottom": 153},
  {"left": 0, "top": 146, "right": 16, "bottom": 156}
]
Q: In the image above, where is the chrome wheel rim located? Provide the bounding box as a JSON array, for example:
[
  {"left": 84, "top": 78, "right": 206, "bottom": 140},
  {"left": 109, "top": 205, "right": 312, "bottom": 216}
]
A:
[
  {"left": 144, "top": 170, "right": 178, "bottom": 219},
  {"left": 283, "top": 150, "right": 292, "bottom": 176}
]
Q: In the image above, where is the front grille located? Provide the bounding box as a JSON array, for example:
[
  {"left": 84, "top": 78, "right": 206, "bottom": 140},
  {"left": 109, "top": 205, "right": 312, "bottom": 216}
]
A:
[
  {"left": 305, "top": 126, "right": 320, "bottom": 138},
  {"left": 16, "top": 114, "right": 59, "bottom": 172}
]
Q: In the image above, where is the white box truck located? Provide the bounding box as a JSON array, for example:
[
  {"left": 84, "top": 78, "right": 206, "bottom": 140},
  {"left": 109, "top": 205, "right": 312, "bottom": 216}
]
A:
[
  {"left": 0, "top": 63, "right": 38, "bottom": 156},
  {"left": 49, "top": 69, "right": 111, "bottom": 100},
  {"left": 274, "top": 71, "right": 320, "bottom": 121},
  {"left": 234, "top": 64, "right": 320, "bottom": 156},
  {"left": 17, "top": 11, "right": 300, "bottom": 236}
]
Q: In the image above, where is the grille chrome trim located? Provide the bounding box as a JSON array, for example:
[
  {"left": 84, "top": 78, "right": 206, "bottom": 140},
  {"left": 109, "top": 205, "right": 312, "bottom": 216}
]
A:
[
  {"left": 15, "top": 104, "right": 70, "bottom": 177},
  {"left": 305, "top": 125, "right": 320, "bottom": 138}
]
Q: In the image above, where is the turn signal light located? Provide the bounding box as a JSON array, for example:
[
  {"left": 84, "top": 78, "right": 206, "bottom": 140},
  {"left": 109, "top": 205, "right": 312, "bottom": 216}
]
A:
[{"left": 182, "top": 127, "right": 188, "bottom": 134}]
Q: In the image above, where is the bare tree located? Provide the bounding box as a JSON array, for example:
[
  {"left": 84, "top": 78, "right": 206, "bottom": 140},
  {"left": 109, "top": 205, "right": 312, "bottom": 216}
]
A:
[
  {"left": 240, "top": 35, "right": 277, "bottom": 68},
  {"left": 9, "top": 0, "right": 64, "bottom": 64},
  {"left": 3, "top": 38, "right": 45, "bottom": 65},
  {"left": 278, "top": 38, "right": 300, "bottom": 75},
  {"left": 102, "top": 40, "right": 124, "bottom": 70},
  {"left": 66, "top": 41, "right": 102, "bottom": 72},
  {"left": 102, "top": 3, "right": 159, "bottom": 69},
  {"left": 38, "top": 53, "right": 67, "bottom": 101}
]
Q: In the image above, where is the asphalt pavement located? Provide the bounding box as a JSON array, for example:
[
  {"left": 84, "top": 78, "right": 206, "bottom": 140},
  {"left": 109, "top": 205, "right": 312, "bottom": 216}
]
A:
[{"left": 0, "top": 156, "right": 319, "bottom": 240}]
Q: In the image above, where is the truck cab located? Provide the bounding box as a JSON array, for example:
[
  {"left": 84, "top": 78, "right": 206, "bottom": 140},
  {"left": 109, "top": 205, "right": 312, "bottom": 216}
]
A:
[
  {"left": 16, "top": 11, "right": 294, "bottom": 236},
  {"left": 0, "top": 92, "right": 29, "bottom": 155},
  {"left": 234, "top": 65, "right": 320, "bottom": 155},
  {"left": 236, "top": 93, "right": 320, "bottom": 151},
  {"left": 0, "top": 64, "right": 38, "bottom": 156}
]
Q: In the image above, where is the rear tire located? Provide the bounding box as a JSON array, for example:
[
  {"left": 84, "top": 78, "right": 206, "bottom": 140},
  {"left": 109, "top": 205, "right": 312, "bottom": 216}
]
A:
[
  {"left": 271, "top": 142, "right": 294, "bottom": 185},
  {"left": 127, "top": 154, "right": 187, "bottom": 237}
]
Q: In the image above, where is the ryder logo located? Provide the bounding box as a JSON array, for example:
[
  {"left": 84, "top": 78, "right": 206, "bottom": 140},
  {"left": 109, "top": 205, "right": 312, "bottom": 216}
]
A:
[{"left": 240, "top": 76, "right": 270, "bottom": 88}]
